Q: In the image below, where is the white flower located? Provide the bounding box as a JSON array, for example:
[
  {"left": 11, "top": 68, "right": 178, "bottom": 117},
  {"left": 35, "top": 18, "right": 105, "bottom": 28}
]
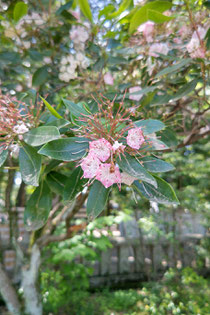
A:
[{"left": 13, "top": 123, "right": 29, "bottom": 135}]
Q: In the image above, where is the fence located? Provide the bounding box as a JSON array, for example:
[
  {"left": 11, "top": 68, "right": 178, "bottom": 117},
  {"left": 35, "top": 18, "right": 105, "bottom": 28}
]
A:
[{"left": 0, "top": 207, "right": 209, "bottom": 286}]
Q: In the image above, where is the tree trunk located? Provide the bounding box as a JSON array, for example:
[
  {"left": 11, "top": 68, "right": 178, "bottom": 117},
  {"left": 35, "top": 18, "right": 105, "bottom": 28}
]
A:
[
  {"left": 0, "top": 262, "right": 21, "bottom": 315},
  {"left": 21, "top": 244, "right": 42, "bottom": 315}
]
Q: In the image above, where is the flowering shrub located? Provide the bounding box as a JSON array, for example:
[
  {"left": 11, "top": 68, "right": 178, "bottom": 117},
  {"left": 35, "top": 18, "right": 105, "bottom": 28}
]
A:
[{"left": 0, "top": 0, "right": 208, "bottom": 227}]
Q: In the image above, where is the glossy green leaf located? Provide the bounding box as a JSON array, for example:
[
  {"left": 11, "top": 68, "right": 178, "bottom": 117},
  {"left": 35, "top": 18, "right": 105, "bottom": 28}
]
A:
[
  {"left": 147, "top": 137, "right": 169, "bottom": 151},
  {"left": 24, "top": 181, "right": 52, "bottom": 231},
  {"left": 0, "top": 147, "right": 8, "bottom": 167},
  {"left": 38, "top": 137, "right": 89, "bottom": 161},
  {"left": 135, "top": 119, "right": 165, "bottom": 135},
  {"left": 117, "top": 153, "right": 157, "bottom": 187},
  {"left": 133, "top": 175, "right": 179, "bottom": 205},
  {"left": 158, "top": 128, "right": 178, "bottom": 147},
  {"left": 62, "top": 98, "right": 89, "bottom": 118},
  {"left": 13, "top": 2, "right": 28, "bottom": 22},
  {"left": 155, "top": 59, "right": 192, "bottom": 78},
  {"left": 147, "top": 10, "right": 174, "bottom": 23},
  {"left": 170, "top": 80, "right": 198, "bottom": 101},
  {"left": 40, "top": 96, "right": 63, "bottom": 119},
  {"left": 23, "top": 126, "right": 61, "bottom": 147},
  {"left": 46, "top": 171, "right": 68, "bottom": 195},
  {"left": 19, "top": 144, "right": 41, "bottom": 186},
  {"left": 56, "top": 0, "right": 73, "bottom": 15},
  {"left": 63, "top": 167, "right": 87, "bottom": 201},
  {"left": 108, "top": 0, "right": 133, "bottom": 18},
  {"left": 141, "top": 156, "right": 175, "bottom": 173},
  {"left": 87, "top": 181, "right": 111, "bottom": 219},
  {"left": 46, "top": 119, "right": 71, "bottom": 129},
  {"left": 32, "top": 66, "right": 48, "bottom": 87},
  {"left": 78, "top": 0, "right": 93, "bottom": 22},
  {"left": 129, "top": 1, "right": 172, "bottom": 33}
]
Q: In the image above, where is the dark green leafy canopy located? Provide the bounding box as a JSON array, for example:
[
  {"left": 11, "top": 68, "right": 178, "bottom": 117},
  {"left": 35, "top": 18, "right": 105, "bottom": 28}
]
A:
[
  {"left": 38, "top": 137, "right": 90, "bottom": 161},
  {"left": 24, "top": 181, "right": 52, "bottom": 231},
  {"left": 133, "top": 175, "right": 179, "bottom": 205},
  {"left": 87, "top": 181, "right": 111, "bottom": 219},
  {"left": 19, "top": 144, "right": 41, "bottom": 186}
]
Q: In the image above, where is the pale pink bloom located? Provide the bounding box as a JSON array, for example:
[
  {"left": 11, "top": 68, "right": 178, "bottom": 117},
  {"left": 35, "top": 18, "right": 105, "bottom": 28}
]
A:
[
  {"left": 121, "top": 172, "right": 137, "bottom": 186},
  {"left": 138, "top": 21, "right": 154, "bottom": 43},
  {"left": 104, "top": 72, "right": 114, "bottom": 85},
  {"left": 89, "top": 138, "right": 112, "bottom": 162},
  {"left": 112, "top": 141, "right": 126, "bottom": 153},
  {"left": 173, "top": 38, "right": 182, "bottom": 44},
  {"left": 190, "top": 46, "right": 205, "bottom": 58},
  {"left": 70, "top": 26, "right": 89, "bottom": 44},
  {"left": 149, "top": 43, "right": 169, "bottom": 57},
  {"left": 179, "top": 25, "right": 190, "bottom": 39},
  {"left": 126, "top": 127, "right": 145, "bottom": 150},
  {"left": 80, "top": 153, "right": 101, "bottom": 179},
  {"left": 186, "top": 38, "right": 205, "bottom": 58},
  {"left": 96, "top": 163, "right": 121, "bottom": 188},
  {"left": 192, "top": 26, "right": 207, "bottom": 40},
  {"left": 129, "top": 86, "right": 142, "bottom": 101}
]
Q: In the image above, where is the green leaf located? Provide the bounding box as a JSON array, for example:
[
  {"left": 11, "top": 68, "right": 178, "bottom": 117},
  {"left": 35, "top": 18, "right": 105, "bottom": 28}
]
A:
[
  {"left": 78, "top": 0, "right": 93, "bottom": 22},
  {"left": 46, "top": 119, "right": 71, "bottom": 129},
  {"left": 108, "top": 0, "right": 133, "bottom": 18},
  {"left": 13, "top": 2, "right": 28, "bottom": 22},
  {"left": 40, "top": 96, "right": 63, "bottom": 119},
  {"left": 158, "top": 128, "right": 178, "bottom": 147},
  {"left": 38, "top": 137, "right": 89, "bottom": 161},
  {"left": 127, "top": 85, "right": 158, "bottom": 98},
  {"left": 32, "top": 66, "right": 48, "bottom": 87},
  {"left": 56, "top": 0, "right": 73, "bottom": 15},
  {"left": 147, "top": 137, "right": 169, "bottom": 151},
  {"left": 155, "top": 59, "right": 192, "bottom": 78},
  {"left": 147, "top": 10, "right": 174, "bottom": 23},
  {"left": 170, "top": 80, "right": 198, "bottom": 101},
  {"left": 133, "top": 175, "right": 179, "bottom": 205},
  {"left": 87, "top": 181, "right": 111, "bottom": 219},
  {"left": 117, "top": 153, "right": 157, "bottom": 187},
  {"left": 63, "top": 167, "right": 87, "bottom": 201},
  {"left": 129, "top": 0, "right": 172, "bottom": 33},
  {"left": 46, "top": 171, "right": 68, "bottom": 195},
  {"left": 0, "top": 147, "right": 8, "bottom": 167},
  {"left": 62, "top": 98, "right": 89, "bottom": 118},
  {"left": 24, "top": 181, "right": 52, "bottom": 231},
  {"left": 141, "top": 156, "right": 175, "bottom": 173},
  {"left": 135, "top": 119, "right": 165, "bottom": 135},
  {"left": 19, "top": 144, "right": 41, "bottom": 186},
  {"left": 23, "top": 126, "right": 61, "bottom": 147}
]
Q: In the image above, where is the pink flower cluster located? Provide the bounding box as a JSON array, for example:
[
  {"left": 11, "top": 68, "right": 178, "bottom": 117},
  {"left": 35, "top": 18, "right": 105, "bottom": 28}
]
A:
[{"left": 80, "top": 127, "right": 145, "bottom": 188}]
